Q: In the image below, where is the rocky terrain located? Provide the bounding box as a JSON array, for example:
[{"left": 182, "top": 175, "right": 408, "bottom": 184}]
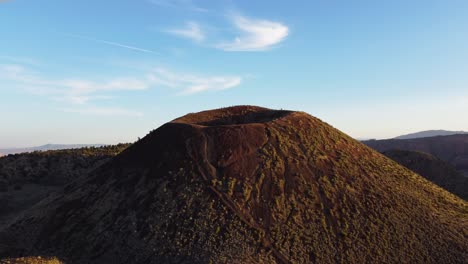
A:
[
  {"left": 0, "top": 106, "right": 466, "bottom": 263},
  {"left": 0, "top": 144, "right": 130, "bottom": 229}
]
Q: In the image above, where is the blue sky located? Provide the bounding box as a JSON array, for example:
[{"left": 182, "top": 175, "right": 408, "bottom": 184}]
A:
[{"left": 1, "top": 0, "right": 468, "bottom": 147}]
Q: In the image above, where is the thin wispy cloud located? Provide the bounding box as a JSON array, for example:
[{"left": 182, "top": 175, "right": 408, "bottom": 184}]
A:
[
  {"left": 162, "top": 14, "right": 289, "bottom": 51},
  {"left": 0, "top": 56, "right": 41, "bottom": 66},
  {"left": 63, "top": 106, "right": 144, "bottom": 117},
  {"left": 217, "top": 15, "right": 289, "bottom": 51},
  {"left": 0, "top": 64, "right": 148, "bottom": 117},
  {"left": 0, "top": 63, "right": 242, "bottom": 116},
  {"left": 63, "top": 78, "right": 149, "bottom": 94},
  {"left": 148, "top": 0, "right": 208, "bottom": 12},
  {"left": 64, "top": 34, "right": 158, "bottom": 54},
  {"left": 0, "top": 64, "right": 149, "bottom": 104},
  {"left": 0, "top": 64, "right": 26, "bottom": 79},
  {"left": 54, "top": 95, "right": 113, "bottom": 105},
  {"left": 166, "top": 22, "right": 205, "bottom": 42},
  {"left": 148, "top": 68, "right": 242, "bottom": 95}
]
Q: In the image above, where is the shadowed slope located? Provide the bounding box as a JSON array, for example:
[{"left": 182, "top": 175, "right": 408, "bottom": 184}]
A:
[
  {"left": 1, "top": 106, "right": 467, "bottom": 263},
  {"left": 0, "top": 144, "right": 130, "bottom": 230},
  {"left": 383, "top": 150, "right": 468, "bottom": 200},
  {"left": 364, "top": 135, "right": 468, "bottom": 176}
]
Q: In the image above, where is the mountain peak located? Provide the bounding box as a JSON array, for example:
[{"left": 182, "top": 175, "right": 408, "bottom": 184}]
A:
[
  {"left": 394, "top": 130, "right": 468, "bottom": 139},
  {"left": 2, "top": 106, "right": 467, "bottom": 263},
  {"left": 172, "top": 105, "right": 294, "bottom": 126}
]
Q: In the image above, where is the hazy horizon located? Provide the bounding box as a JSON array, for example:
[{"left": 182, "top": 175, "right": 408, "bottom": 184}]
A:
[
  {"left": 2, "top": 127, "right": 468, "bottom": 150},
  {"left": 2, "top": 0, "right": 468, "bottom": 147}
]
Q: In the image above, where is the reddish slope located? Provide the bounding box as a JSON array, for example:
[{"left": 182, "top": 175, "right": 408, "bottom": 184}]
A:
[{"left": 1, "top": 106, "right": 467, "bottom": 264}]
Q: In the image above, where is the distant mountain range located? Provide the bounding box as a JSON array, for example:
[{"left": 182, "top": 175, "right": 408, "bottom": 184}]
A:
[
  {"left": 394, "top": 130, "right": 468, "bottom": 140},
  {"left": 0, "top": 144, "right": 105, "bottom": 156}
]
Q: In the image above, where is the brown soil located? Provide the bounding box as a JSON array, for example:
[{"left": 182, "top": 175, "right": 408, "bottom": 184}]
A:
[{"left": 1, "top": 106, "right": 466, "bottom": 263}]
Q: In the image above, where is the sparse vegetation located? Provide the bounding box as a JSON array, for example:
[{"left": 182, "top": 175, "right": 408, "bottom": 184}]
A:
[
  {"left": 0, "top": 143, "right": 131, "bottom": 187},
  {"left": 0, "top": 256, "right": 64, "bottom": 264},
  {"left": 1, "top": 106, "right": 466, "bottom": 264},
  {"left": 0, "top": 143, "right": 131, "bottom": 229},
  {"left": 382, "top": 149, "right": 468, "bottom": 200}
]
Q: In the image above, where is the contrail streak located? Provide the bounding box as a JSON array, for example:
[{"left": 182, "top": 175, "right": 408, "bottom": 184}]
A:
[{"left": 63, "top": 33, "right": 158, "bottom": 54}]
